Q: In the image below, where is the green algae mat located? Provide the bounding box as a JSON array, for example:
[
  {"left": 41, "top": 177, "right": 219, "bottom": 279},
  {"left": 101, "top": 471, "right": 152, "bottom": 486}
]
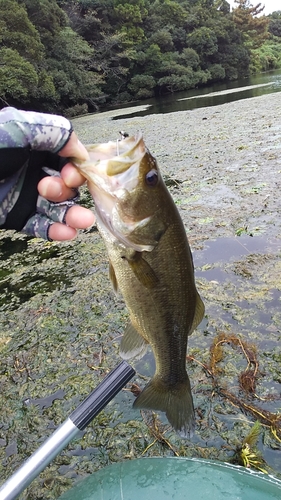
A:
[{"left": 1, "top": 95, "right": 281, "bottom": 498}]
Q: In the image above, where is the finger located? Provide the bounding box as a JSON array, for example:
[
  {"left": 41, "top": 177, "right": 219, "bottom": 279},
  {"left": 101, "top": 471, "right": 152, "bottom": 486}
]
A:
[
  {"left": 64, "top": 205, "right": 95, "bottom": 229},
  {"left": 48, "top": 207, "right": 95, "bottom": 241},
  {"left": 38, "top": 176, "right": 76, "bottom": 203},
  {"left": 22, "top": 213, "right": 77, "bottom": 241},
  {"left": 48, "top": 222, "right": 77, "bottom": 241},
  {"left": 60, "top": 162, "right": 87, "bottom": 189},
  {"left": 59, "top": 131, "right": 89, "bottom": 161}
]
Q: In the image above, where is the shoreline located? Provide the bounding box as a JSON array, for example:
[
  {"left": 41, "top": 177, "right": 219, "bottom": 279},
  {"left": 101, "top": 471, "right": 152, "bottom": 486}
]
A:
[
  {"left": 0, "top": 92, "right": 281, "bottom": 498},
  {"left": 74, "top": 91, "right": 281, "bottom": 246}
]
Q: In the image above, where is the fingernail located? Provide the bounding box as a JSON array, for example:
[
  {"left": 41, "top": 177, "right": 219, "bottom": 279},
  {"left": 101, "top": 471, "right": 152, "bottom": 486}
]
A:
[{"left": 40, "top": 178, "right": 63, "bottom": 199}]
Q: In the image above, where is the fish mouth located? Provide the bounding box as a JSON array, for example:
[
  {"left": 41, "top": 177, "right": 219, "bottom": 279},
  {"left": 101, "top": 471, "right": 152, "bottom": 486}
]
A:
[
  {"left": 76, "top": 134, "right": 154, "bottom": 252},
  {"left": 85, "top": 133, "right": 145, "bottom": 176},
  {"left": 77, "top": 133, "right": 145, "bottom": 193}
]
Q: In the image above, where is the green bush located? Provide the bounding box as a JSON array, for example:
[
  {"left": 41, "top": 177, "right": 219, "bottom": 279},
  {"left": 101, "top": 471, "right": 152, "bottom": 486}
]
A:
[
  {"left": 250, "top": 41, "right": 281, "bottom": 73},
  {"left": 64, "top": 103, "right": 89, "bottom": 118},
  {"left": 128, "top": 74, "right": 156, "bottom": 98}
]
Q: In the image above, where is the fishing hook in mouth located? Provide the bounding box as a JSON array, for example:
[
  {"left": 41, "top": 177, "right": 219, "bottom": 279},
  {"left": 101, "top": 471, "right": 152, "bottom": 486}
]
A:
[{"left": 116, "top": 131, "right": 129, "bottom": 155}]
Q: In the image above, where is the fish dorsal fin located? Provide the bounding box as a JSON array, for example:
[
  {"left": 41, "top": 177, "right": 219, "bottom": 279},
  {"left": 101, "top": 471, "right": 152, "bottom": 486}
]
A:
[
  {"left": 127, "top": 252, "right": 159, "bottom": 289},
  {"left": 120, "top": 322, "right": 148, "bottom": 360},
  {"left": 189, "top": 293, "right": 205, "bottom": 335},
  {"left": 109, "top": 260, "right": 118, "bottom": 292}
]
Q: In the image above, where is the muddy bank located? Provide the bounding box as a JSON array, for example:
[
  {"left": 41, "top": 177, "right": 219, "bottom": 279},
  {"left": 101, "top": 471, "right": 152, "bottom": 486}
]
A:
[
  {"left": 75, "top": 91, "right": 281, "bottom": 246},
  {"left": 0, "top": 93, "right": 281, "bottom": 498}
]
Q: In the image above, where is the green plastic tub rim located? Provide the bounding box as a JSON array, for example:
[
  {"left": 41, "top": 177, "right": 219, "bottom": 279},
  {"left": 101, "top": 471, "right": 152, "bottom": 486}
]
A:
[{"left": 58, "top": 457, "right": 281, "bottom": 500}]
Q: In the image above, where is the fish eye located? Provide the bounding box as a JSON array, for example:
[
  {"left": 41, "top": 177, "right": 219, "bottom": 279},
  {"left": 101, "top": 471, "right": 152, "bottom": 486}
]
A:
[{"left": 145, "top": 169, "right": 158, "bottom": 187}]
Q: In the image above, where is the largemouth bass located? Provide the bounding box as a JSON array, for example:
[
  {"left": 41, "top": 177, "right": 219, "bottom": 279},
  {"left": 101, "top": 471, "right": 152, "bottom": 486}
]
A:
[{"left": 75, "top": 134, "right": 204, "bottom": 437}]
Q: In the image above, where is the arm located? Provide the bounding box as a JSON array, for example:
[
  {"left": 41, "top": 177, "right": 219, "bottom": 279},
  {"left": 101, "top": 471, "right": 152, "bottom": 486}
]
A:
[
  {"left": 0, "top": 106, "right": 72, "bottom": 151},
  {"left": 0, "top": 107, "right": 94, "bottom": 241}
]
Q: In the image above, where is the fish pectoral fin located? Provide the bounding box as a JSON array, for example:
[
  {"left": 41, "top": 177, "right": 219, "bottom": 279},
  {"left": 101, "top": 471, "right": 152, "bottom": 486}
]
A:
[
  {"left": 127, "top": 252, "right": 159, "bottom": 289},
  {"left": 120, "top": 322, "right": 148, "bottom": 360},
  {"left": 109, "top": 260, "right": 118, "bottom": 293},
  {"left": 189, "top": 292, "right": 205, "bottom": 335},
  {"left": 133, "top": 374, "right": 195, "bottom": 438}
]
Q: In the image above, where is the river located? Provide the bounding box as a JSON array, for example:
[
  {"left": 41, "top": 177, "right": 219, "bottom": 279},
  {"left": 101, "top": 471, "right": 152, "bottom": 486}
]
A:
[
  {"left": 1, "top": 71, "right": 281, "bottom": 499},
  {"left": 113, "top": 68, "right": 281, "bottom": 119}
]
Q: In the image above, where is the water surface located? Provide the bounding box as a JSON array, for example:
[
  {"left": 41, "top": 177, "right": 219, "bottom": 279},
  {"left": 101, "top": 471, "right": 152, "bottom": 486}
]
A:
[{"left": 113, "top": 69, "right": 281, "bottom": 119}]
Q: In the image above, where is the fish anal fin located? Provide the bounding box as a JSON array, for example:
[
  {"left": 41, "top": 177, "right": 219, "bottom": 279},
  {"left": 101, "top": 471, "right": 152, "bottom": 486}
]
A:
[
  {"left": 120, "top": 322, "right": 148, "bottom": 360},
  {"left": 189, "top": 293, "right": 205, "bottom": 335},
  {"left": 127, "top": 252, "right": 159, "bottom": 289},
  {"left": 133, "top": 374, "right": 195, "bottom": 438},
  {"left": 109, "top": 260, "right": 118, "bottom": 293}
]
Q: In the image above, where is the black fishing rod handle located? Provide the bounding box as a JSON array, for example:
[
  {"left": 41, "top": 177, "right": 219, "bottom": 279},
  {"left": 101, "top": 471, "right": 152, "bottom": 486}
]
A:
[{"left": 70, "top": 361, "right": 135, "bottom": 430}]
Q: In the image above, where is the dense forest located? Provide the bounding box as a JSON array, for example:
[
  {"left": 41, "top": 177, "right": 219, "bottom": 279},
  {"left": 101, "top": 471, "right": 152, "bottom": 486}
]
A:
[{"left": 0, "top": 0, "right": 281, "bottom": 116}]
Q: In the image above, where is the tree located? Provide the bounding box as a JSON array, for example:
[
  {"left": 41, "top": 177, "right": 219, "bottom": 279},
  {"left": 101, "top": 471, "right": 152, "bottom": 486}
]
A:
[
  {"left": 128, "top": 74, "right": 156, "bottom": 98},
  {"left": 114, "top": 0, "right": 148, "bottom": 43},
  {"left": 46, "top": 27, "right": 103, "bottom": 107},
  {"left": 251, "top": 11, "right": 281, "bottom": 73},
  {"left": 148, "top": 29, "right": 174, "bottom": 52},
  {"left": 19, "top": 0, "right": 67, "bottom": 54},
  {"left": 186, "top": 26, "right": 218, "bottom": 57},
  {"left": 148, "top": 0, "right": 188, "bottom": 28},
  {"left": 232, "top": 0, "right": 269, "bottom": 49},
  {"left": 0, "top": 48, "right": 38, "bottom": 101},
  {"left": 0, "top": 0, "right": 258, "bottom": 110},
  {"left": 134, "top": 44, "right": 163, "bottom": 76},
  {"left": 268, "top": 11, "right": 281, "bottom": 38},
  {"left": 0, "top": 0, "right": 44, "bottom": 63},
  {"left": 0, "top": 0, "right": 57, "bottom": 105},
  {"left": 158, "top": 74, "right": 194, "bottom": 92}
]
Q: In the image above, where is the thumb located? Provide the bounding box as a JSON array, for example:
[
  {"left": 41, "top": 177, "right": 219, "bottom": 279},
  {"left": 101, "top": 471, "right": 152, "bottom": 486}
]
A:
[{"left": 59, "top": 132, "right": 89, "bottom": 161}]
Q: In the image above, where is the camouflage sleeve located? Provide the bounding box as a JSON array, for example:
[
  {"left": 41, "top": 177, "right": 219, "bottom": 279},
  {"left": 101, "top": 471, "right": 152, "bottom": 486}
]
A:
[
  {"left": 0, "top": 107, "right": 73, "bottom": 153},
  {"left": 22, "top": 191, "right": 80, "bottom": 240},
  {"left": 0, "top": 167, "right": 25, "bottom": 225},
  {"left": 0, "top": 107, "right": 78, "bottom": 239}
]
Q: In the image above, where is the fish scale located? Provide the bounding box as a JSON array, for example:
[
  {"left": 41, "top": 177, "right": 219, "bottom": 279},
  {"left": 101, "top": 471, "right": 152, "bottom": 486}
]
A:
[{"left": 74, "top": 134, "right": 205, "bottom": 437}]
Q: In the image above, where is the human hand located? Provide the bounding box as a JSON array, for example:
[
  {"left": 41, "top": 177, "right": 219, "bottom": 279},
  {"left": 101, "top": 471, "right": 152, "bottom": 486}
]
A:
[
  {"left": 36, "top": 132, "right": 95, "bottom": 241},
  {"left": 0, "top": 107, "right": 95, "bottom": 241}
]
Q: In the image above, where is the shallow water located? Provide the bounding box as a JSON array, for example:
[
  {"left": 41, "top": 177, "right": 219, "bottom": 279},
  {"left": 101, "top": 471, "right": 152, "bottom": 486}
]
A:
[
  {"left": 1, "top": 227, "right": 280, "bottom": 498},
  {"left": 1, "top": 93, "right": 281, "bottom": 498}
]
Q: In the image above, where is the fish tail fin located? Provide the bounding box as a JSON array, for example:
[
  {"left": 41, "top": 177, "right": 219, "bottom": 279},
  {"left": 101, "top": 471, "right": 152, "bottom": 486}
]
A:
[{"left": 133, "top": 374, "right": 195, "bottom": 438}]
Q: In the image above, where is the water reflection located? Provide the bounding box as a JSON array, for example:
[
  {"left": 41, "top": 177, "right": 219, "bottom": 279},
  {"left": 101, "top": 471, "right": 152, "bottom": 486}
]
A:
[
  {"left": 113, "top": 68, "right": 281, "bottom": 119},
  {"left": 195, "top": 235, "right": 281, "bottom": 267}
]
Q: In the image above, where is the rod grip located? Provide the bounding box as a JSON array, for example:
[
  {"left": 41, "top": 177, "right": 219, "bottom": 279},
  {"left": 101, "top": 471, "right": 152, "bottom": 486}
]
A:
[{"left": 70, "top": 361, "right": 135, "bottom": 430}]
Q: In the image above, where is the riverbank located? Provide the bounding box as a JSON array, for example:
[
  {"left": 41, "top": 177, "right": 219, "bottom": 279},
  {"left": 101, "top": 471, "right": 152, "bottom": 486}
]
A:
[
  {"left": 0, "top": 93, "right": 281, "bottom": 498},
  {"left": 74, "top": 91, "right": 281, "bottom": 245}
]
